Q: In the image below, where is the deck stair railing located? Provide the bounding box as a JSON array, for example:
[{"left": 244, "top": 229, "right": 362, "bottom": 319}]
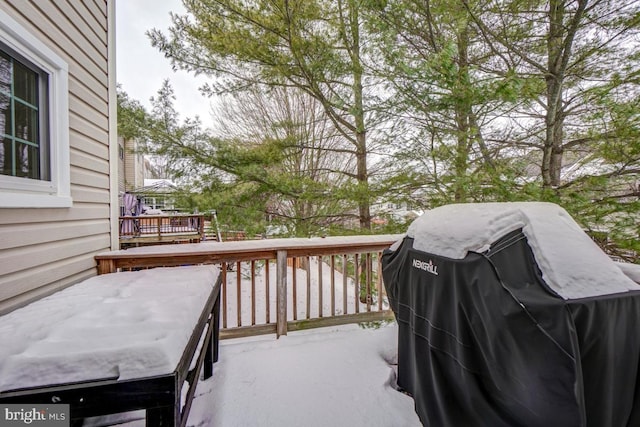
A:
[
  {"left": 119, "top": 214, "right": 205, "bottom": 247},
  {"left": 95, "top": 235, "right": 401, "bottom": 338}
]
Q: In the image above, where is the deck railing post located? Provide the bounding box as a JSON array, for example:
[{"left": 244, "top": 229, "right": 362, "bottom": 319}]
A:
[{"left": 276, "top": 250, "right": 288, "bottom": 338}]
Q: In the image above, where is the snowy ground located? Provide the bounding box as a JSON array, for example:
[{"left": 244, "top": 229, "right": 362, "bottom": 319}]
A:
[{"left": 83, "top": 323, "right": 422, "bottom": 427}]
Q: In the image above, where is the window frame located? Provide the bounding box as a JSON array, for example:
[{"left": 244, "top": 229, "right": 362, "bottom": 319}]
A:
[{"left": 0, "top": 9, "right": 70, "bottom": 208}]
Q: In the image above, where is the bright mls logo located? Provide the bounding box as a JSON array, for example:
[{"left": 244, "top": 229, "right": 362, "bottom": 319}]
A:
[
  {"left": 0, "top": 405, "right": 69, "bottom": 426},
  {"left": 412, "top": 258, "right": 439, "bottom": 276}
]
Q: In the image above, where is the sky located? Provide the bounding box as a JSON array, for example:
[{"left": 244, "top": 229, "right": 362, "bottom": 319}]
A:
[{"left": 115, "top": 0, "right": 216, "bottom": 128}]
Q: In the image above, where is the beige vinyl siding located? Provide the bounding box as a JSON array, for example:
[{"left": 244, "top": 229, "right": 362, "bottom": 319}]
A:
[
  {"left": 0, "top": 205, "right": 111, "bottom": 228},
  {"left": 0, "top": 0, "right": 112, "bottom": 314},
  {"left": 0, "top": 260, "right": 99, "bottom": 314},
  {"left": 118, "top": 137, "right": 125, "bottom": 193},
  {"left": 124, "top": 139, "right": 136, "bottom": 190},
  {"left": 124, "top": 138, "right": 144, "bottom": 191},
  {"left": 71, "top": 149, "right": 110, "bottom": 176},
  {"left": 0, "top": 235, "right": 109, "bottom": 278},
  {"left": 0, "top": 220, "right": 110, "bottom": 249}
]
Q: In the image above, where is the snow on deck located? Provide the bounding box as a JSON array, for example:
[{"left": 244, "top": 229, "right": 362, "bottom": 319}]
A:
[
  {"left": 0, "top": 265, "right": 219, "bottom": 392},
  {"left": 405, "top": 202, "right": 640, "bottom": 299},
  {"left": 82, "top": 324, "right": 422, "bottom": 427},
  {"left": 98, "top": 234, "right": 403, "bottom": 257}
]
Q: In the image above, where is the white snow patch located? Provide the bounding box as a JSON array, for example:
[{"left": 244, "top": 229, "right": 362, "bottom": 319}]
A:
[
  {"left": 97, "top": 234, "right": 402, "bottom": 257},
  {"left": 616, "top": 261, "right": 640, "bottom": 284},
  {"left": 406, "top": 202, "right": 640, "bottom": 299},
  {"left": 187, "top": 324, "right": 420, "bottom": 427},
  {"left": 0, "top": 265, "right": 219, "bottom": 392}
]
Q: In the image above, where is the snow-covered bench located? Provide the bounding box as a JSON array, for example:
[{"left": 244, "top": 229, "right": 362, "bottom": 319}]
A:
[{"left": 0, "top": 265, "right": 222, "bottom": 427}]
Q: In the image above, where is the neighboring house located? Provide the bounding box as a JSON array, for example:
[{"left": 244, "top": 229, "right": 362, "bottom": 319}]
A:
[
  {"left": 371, "top": 197, "right": 425, "bottom": 226},
  {"left": 117, "top": 136, "right": 145, "bottom": 193},
  {"left": 134, "top": 178, "right": 178, "bottom": 211},
  {"left": 117, "top": 136, "right": 145, "bottom": 215},
  {"left": 0, "top": 1, "right": 117, "bottom": 314}
]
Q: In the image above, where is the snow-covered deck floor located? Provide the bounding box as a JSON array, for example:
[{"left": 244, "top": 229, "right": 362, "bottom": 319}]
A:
[{"left": 84, "top": 323, "right": 421, "bottom": 427}]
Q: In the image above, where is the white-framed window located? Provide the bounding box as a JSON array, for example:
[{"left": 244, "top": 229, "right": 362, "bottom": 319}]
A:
[{"left": 0, "top": 9, "right": 70, "bottom": 208}]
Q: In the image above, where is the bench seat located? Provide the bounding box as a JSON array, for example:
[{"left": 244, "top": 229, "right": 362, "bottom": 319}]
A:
[{"left": 0, "top": 265, "right": 222, "bottom": 427}]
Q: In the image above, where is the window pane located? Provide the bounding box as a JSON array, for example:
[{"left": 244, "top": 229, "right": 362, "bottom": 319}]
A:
[
  {"left": 0, "top": 46, "right": 46, "bottom": 181},
  {"left": 1, "top": 137, "right": 11, "bottom": 175},
  {"left": 15, "top": 141, "right": 39, "bottom": 179},
  {"left": 13, "top": 61, "right": 37, "bottom": 105},
  {"left": 0, "top": 51, "right": 11, "bottom": 95},
  {"left": 0, "top": 92, "right": 11, "bottom": 137},
  {"left": 14, "top": 102, "right": 38, "bottom": 143}
]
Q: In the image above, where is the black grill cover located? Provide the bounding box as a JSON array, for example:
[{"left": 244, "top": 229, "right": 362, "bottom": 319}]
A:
[{"left": 382, "top": 230, "right": 640, "bottom": 427}]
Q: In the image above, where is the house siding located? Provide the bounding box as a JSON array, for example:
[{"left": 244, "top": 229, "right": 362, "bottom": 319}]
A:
[
  {"left": 118, "top": 137, "right": 125, "bottom": 193},
  {"left": 123, "top": 137, "right": 145, "bottom": 191},
  {"left": 0, "top": 0, "right": 112, "bottom": 313}
]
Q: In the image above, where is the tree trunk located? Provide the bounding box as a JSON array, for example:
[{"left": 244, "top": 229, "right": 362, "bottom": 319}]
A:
[
  {"left": 350, "top": 1, "right": 371, "bottom": 230},
  {"left": 544, "top": 0, "right": 565, "bottom": 188},
  {"left": 453, "top": 21, "right": 472, "bottom": 202},
  {"left": 543, "top": 0, "right": 587, "bottom": 188}
]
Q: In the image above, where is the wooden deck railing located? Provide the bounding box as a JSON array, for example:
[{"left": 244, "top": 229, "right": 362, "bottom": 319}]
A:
[
  {"left": 119, "top": 214, "right": 205, "bottom": 247},
  {"left": 95, "top": 235, "right": 402, "bottom": 338}
]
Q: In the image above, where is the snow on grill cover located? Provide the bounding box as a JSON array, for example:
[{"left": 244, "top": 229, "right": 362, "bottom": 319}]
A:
[{"left": 382, "top": 202, "right": 640, "bottom": 427}]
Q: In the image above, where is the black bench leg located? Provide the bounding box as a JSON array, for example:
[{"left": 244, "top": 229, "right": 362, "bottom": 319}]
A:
[
  {"left": 213, "top": 293, "right": 220, "bottom": 363},
  {"left": 205, "top": 295, "right": 221, "bottom": 379},
  {"left": 147, "top": 405, "right": 177, "bottom": 427}
]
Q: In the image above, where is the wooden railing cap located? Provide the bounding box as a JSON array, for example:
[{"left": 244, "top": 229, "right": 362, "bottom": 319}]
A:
[{"left": 96, "top": 234, "right": 404, "bottom": 260}]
